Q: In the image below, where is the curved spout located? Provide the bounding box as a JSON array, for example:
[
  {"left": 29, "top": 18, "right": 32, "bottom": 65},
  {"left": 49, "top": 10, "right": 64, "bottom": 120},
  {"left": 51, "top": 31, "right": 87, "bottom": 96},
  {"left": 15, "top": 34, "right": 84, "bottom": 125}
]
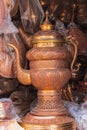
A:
[{"left": 7, "top": 44, "right": 31, "bottom": 85}]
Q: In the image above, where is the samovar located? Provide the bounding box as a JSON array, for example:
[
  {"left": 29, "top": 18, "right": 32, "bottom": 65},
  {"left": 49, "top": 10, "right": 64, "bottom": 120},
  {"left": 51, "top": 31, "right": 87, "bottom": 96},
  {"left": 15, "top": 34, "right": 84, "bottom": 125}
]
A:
[{"left": 8, "top": 13, "right": 76, "bottom": 130}]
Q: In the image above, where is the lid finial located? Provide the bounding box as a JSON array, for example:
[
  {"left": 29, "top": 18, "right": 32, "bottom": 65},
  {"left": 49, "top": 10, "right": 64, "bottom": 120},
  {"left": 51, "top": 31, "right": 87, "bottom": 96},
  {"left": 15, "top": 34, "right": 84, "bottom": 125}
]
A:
[{"left": 40, "top": 11, "right": 54, "bottom": 31}]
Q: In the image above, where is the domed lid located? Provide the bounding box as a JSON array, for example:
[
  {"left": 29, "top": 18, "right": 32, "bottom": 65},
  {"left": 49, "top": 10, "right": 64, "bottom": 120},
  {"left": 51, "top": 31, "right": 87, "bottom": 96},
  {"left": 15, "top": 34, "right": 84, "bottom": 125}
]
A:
[{"left": 31, "top": 12, "right": 65, "bottom": 47}]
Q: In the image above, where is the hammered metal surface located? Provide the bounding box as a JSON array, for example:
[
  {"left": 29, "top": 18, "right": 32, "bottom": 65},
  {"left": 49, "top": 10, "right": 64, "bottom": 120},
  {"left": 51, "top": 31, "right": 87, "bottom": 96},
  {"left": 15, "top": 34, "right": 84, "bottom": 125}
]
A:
[
  {"left": 31, "top": 91, "right": 67, "bottom": 116},
  {"left": 8, "top": 15, "right": 76, "bottom": 130},
  {"left": 67, "top": 27, "right": 87, "bottom": 56}
]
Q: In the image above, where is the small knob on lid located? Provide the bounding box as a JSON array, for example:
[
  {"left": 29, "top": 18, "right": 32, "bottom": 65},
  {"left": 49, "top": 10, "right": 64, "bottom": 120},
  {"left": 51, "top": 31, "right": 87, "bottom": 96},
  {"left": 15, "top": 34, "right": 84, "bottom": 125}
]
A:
[{"left": 40, "top": 11, "right": 54, "bottom": 31}]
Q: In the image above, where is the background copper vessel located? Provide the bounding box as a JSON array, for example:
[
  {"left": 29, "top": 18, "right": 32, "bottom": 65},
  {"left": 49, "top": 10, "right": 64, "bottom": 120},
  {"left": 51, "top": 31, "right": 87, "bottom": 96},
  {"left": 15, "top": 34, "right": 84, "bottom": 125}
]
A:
[
  {"left": 5, "top": 0, "right": 18, "bottom": 16},
  {"left": 76, "top": 0, "right": 87, "bottom": 28},
  {"left": 0, "top": 34, "right": 26, "bottom": 78},
  {"left": 0, "top": 76, "right": 19, "bottom": 96},
  {"left": 8, "top": 13, "right": 76, "bottom": 130},
  {"left": 67, "top": 25, "right": 87, "bottom": 57},
  {"left": 0, "top": 0, "right": 8, "bottom": 26}
]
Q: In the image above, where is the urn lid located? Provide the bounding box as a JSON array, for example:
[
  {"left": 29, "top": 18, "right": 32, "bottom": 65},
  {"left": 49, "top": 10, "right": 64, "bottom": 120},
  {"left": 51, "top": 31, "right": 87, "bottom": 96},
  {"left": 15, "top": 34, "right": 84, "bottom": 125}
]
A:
[{"left": 31, "top": 12, "right": 65, "bottom": 47}]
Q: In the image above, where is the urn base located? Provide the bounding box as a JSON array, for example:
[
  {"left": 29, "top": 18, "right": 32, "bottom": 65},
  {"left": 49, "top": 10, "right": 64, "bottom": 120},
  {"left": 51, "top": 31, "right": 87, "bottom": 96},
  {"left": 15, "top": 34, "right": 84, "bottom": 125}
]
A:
[
  {"left": 21, "top": 114, "right": 76, "bottom": 130},
  {"left": 21, "top": 90, "right": 76, "bottom": 130}
]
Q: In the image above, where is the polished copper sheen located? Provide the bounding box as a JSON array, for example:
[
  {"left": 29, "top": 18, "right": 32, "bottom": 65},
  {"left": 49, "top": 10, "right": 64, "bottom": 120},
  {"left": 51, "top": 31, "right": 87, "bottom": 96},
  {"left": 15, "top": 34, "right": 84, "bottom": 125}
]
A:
[{"left": 8, "top": 13, "right": 76, "bottom": 130}]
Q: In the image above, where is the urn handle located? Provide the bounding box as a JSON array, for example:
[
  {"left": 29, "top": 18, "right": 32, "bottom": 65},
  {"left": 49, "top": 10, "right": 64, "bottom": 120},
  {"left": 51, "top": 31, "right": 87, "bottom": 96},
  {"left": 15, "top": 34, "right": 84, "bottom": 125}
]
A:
[{"left": 66, "top": 36, "right": 78, "bottom": 72}]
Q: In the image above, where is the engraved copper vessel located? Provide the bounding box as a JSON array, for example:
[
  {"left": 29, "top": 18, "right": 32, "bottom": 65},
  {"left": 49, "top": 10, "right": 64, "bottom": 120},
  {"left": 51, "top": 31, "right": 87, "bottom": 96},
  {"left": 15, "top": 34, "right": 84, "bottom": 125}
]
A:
[
  {"left": 8, "top": 13, "right": 76, "bottom": 130},
  {"left": 67, "top": 25, "right": 87, "bottom": 56},
  {"left": 0, "top": 34, "right": 26, "bottom": 78}
]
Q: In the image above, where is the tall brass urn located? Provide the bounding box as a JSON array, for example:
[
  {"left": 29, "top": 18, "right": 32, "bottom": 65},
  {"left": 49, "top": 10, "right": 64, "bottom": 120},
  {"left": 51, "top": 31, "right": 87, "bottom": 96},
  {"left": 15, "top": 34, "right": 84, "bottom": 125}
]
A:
[{"left": 8, "top": 14, "right": 76, "bottom": 130}]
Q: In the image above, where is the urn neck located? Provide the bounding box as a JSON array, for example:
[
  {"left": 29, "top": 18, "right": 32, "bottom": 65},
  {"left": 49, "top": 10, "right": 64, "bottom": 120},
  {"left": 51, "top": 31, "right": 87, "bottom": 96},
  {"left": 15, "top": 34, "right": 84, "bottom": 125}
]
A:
[{"left": 31, "top": 11, "right": 65, "bottom": 47}]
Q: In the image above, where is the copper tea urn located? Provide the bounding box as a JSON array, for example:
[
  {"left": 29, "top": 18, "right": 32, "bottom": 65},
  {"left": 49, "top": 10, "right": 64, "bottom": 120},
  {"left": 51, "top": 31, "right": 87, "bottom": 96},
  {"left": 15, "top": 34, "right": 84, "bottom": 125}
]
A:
[{"left": 8, "top": 13, "right": 76, "bottom": 130}]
